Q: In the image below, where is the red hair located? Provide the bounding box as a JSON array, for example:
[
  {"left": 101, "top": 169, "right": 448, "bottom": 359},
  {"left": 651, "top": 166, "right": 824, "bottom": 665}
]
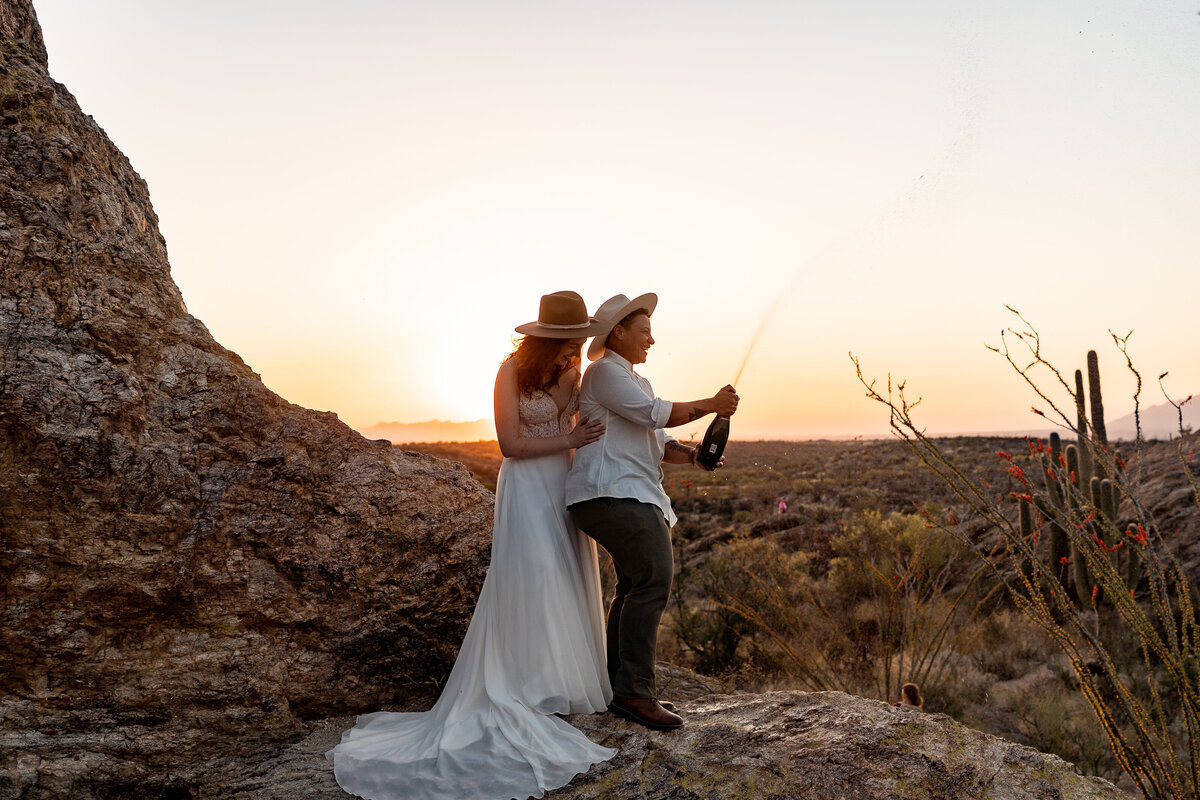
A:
[
  {"left": 504, "top": 335, "right": 570, "bottom": 396},
  {"left": 901, "top": 683, "right": 923, "bottom": 707}
]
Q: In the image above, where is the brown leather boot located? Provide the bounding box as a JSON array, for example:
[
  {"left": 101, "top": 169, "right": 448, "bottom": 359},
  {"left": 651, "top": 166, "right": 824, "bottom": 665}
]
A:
[{"left": 609, "top": 696, "right": 683, "bottom": 730}]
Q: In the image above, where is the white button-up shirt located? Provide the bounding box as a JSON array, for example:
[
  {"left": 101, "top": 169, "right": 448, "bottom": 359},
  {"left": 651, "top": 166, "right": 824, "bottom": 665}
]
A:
[{"left": 566, "top": 351, "right": 678, "bottom": 526}]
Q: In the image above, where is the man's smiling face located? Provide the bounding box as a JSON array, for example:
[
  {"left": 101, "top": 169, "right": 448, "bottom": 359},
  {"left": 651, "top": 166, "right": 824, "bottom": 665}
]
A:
[{"left": 611, "top": 313, "right": 654, "bottom": 365}]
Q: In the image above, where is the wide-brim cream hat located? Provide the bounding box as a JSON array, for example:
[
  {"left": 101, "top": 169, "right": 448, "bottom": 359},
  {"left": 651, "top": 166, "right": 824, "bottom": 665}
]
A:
[
  {"left": 586, "top": 292, "right": 658, "bottom": 361},
  {"left": 514, "top": 290, "right": 607, "bottom": 339}
]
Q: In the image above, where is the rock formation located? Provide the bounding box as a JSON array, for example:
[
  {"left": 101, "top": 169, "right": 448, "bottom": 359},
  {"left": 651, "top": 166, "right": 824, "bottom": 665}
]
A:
[
  {"left": 0, "top": 0, "right": 493, "bottom": 794},
  {"left": 125, "top": 680, "right": 1130, "bottom": 799},
  {"left": 557, "top": 690, "right": 1129, "bottom": 800}
]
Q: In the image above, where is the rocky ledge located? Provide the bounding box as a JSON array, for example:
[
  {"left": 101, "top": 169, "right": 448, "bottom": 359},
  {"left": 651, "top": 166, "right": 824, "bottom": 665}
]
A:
[{"left": 130, "top": 684, "right": 1127, "bottom": 800}]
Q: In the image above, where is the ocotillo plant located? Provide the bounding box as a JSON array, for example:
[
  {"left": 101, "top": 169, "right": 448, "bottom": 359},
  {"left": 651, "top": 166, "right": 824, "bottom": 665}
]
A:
[{"left": 854, "top": 309, "right": 1200, "bottom": 800}]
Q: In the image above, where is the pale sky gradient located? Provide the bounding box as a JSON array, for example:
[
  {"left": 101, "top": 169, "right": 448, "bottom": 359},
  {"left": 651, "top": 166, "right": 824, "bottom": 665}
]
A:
[{"left": 35, "top": 1, "right": 1200, "bottom": 440}]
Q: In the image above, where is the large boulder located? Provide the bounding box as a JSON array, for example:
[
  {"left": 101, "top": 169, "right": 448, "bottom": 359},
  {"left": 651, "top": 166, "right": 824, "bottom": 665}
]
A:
[{"left": 0, "top": 0, "right": 493, "bottom": 793}]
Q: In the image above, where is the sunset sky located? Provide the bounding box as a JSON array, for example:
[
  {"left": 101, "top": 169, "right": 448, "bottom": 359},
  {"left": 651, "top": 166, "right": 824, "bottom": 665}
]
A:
[{"left": 35, "top": 1, "right": 1200, "bottom": 441}]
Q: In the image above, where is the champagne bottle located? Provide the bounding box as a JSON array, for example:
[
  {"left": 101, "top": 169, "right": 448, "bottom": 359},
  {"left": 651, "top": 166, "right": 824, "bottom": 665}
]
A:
[{"left": 696, "top": 415, "right": 730, "bottom": 470}]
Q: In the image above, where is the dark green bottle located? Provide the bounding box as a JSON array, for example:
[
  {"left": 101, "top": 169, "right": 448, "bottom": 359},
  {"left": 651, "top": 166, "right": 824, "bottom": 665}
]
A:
[{"left": 696, "top": 415, "right": 730, "bottom": 470}]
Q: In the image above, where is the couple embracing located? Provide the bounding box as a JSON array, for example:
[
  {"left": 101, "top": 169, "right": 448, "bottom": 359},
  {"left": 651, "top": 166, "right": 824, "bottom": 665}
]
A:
[{"left": 328, "top": 291, "right": 740, "bottom": 800}]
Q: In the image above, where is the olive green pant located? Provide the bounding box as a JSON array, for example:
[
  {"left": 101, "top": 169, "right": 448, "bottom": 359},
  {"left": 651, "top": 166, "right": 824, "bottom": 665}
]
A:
[{"left": 568, "top": 497, "right": 673, "bottom": 700}]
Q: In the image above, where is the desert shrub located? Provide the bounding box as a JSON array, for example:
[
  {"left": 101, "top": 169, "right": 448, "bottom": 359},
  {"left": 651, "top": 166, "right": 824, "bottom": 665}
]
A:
[
  {"left": 963, "top": 608, "right": 1059, "bottom": 684},
  {"left": 989, "top": 681, "right": 1118, "bottom": 777},
  {"left": 667, "top": 510, "right": 988, "bottom": 702},
  {"left": 667, "top": 535, "right": 806, "bottom": 677},
  {"left": 855, "top": 310, "right": 1200, "bottom": 799}
]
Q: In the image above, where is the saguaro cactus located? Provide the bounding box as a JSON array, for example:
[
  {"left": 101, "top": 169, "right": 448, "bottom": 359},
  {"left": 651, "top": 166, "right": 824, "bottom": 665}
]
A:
[
  {"left": 1074, "top": 369, "right": 1094, "bottom": 483},
  {"left": 1026, "top": 350, "right": 1125, "bottom": 608},
  {"left": 1089, "top": 476, "right": 1121, "bottom": 603},
  {"left": 1018, "top": 496, "right": 1037, "bottom": 587},
  {"left": 1041, "top": 432, "right": 1071, "bottom": 591},
  {"left": 1126, "top": 523, "right": 1143, "bottom": 590},
  {"left": 1066, "top": 444, "right": 1091, "bottom": 603},
  {"left": 1088, "top": 350, "right": 1109, "bottom": 447}
]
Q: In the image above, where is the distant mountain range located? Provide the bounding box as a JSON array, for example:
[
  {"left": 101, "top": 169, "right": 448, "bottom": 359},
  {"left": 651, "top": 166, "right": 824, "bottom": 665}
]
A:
[
  {"left": 357, "top": 419, "right": 495, "bottom": 444},
  {"left": 965, "top": 395, "right": 1199, "bottom": 441},
  {"left": 1105, "top": 395, "right": 1198, "bottom": 440}
]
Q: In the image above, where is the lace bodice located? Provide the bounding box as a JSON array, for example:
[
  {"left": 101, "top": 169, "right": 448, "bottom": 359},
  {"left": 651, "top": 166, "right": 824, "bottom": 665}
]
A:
[{"left": 519, "top": 386, "right": 579, "bottom": 439}]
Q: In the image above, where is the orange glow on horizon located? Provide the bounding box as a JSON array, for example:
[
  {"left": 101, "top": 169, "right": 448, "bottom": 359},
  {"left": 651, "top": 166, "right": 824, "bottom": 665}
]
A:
[{"left": 31, "top": 1, "right": 1200, "bottom": 439}]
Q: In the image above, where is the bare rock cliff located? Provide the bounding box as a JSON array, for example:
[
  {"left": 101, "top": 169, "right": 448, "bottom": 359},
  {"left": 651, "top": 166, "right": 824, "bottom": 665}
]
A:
[{"left": 0, "top": 0, "right": 493, "bottom": 794}]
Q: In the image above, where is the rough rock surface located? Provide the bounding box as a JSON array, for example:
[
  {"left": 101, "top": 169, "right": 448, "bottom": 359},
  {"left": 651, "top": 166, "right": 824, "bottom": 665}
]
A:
[
  {"left": 138, "top": 685, "right": 1129, "bottom": 799},
  {"left": 1, "top": 1, "right": 493, "bottom": 795},
  {"left": 557, "top": 691, "right": 1129, "bottom": 800}
]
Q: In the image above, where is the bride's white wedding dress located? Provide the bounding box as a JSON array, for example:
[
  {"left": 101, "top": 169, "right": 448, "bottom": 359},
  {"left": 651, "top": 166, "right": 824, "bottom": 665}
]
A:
[{"left": 327, "top": 387, "right": 615, "bottom": 800}]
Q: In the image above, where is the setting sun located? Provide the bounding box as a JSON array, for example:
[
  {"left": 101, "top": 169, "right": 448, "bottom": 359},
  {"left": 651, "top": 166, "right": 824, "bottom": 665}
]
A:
[{"left": 32, "top": 0, "right": 1200, "bottom": 439}]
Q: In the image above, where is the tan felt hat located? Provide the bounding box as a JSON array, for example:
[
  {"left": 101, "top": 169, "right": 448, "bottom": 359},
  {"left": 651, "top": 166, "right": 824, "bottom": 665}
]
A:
[
  {"left": 586, "top": 292, "right": 658, "bottom": 361},
  {"left": 514, "top": 291, "right": 607, "bottom": 338}
]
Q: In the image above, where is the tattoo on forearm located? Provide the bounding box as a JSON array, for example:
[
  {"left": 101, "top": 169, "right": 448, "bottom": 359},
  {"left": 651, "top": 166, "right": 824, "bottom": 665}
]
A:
[
  {"left": 666, "top": 441, "right": 694, "bottom": 458},
  {"left": 686, "top": 407, "right": 702, "bottom": 422}
]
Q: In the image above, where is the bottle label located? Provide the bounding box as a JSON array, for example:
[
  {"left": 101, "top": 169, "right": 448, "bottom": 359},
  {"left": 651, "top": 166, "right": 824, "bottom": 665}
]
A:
[{"left": 708, "top": 444, "right": 718, "bottom": 453}]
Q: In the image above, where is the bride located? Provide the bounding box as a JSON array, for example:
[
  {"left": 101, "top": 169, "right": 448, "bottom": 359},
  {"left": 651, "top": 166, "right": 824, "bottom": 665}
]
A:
[{"left": 327, "top": 291, "right": 616, "bottom": 800}]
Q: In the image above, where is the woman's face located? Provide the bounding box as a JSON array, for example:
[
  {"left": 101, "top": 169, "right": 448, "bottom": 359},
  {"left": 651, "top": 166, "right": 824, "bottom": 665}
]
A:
[{"left": 555, "top": 338, "right": 585, "bottom": 367}]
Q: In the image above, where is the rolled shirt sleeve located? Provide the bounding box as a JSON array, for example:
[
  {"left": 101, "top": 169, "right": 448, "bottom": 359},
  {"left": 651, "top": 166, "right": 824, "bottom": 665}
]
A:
[{"left": 566, "top": 353, "right": 678, "bottom": 526}]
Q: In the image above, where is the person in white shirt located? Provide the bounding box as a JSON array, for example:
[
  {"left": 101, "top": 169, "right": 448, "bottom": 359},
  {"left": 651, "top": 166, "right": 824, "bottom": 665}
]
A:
[{"left": 566, "top": 293, "right": 739, "bottom": 730}]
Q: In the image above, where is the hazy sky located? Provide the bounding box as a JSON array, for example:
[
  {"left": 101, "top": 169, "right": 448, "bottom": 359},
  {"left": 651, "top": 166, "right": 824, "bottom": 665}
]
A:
[{"left": 35, "top": 1, "right": 1200, "bottom": 440}]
